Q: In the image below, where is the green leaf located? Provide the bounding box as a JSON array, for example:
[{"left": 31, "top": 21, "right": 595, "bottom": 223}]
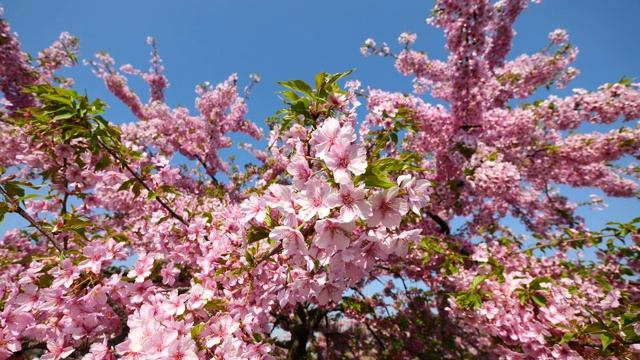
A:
[
  {"left": 291, "top": 98, "right": 311, "bottom": 117},
  {"left": 112, "top": 233, "right": 130, "bottom": 243},
  {"left": 246, "top": 226, "right": 270, "bottom": 244},
  {"left": 52, "top": 112, "right": 74, "bottom": 121},
  {"left": 157, "top": 185, "right": 181, "bottom": 196},
  {"left": 95, "top": 155, "right": 112, "bottom": 171},
  {"left": 456, "top": 292, "right": 483, "bottom": 310},
  {"left": 4, "top": 182, "right": 25, "bottom": 199},
  {"left": 191, "top": 323, "right": 206, "bottom": 339},
  {"left": 581, "top": 322, "right": 607, "bottom": 335},
  {"left": 277, "top": 80, "right": 314, "bottom": 98},
  {"left": 131, "top": 182, "right": 142, "bottom": 199},
  {"left": 530, "top": 276, "right": 553, "bottom": 291},
  {"left": 531, "top": 293, "right": 547, "bottom": 307},
  {"left": 16, "top": 193, "right": 40, "bottom": 204},
  {"left": 264, "top": 211, "right": 277, "bottom": 228},
  {"left": 203, "top": 299, "right": 228, "bottom": 312},
  {"left": 117, "top": 178, "right": 136, "bottom": 192},
  {"left": 40, "top": 94, "right": 73, "bottom": 106},
  {"left": 141, "top": 163, "right": 156, "bottom": 176},
  {"left": 469, "top": 275, "right": 489, "bottom": 291},
  {"left": 372, "top": 157, "right": 422, "bottom": 173},
  {"left": 600, "top": 333, "right": 613, "bottom": 351},
  {"left": 560, "top": 332, "right": 574, "bottom": 344},
  {"left": 390, "top": 132, "right": 399, "bottom": 145},
  {"left": 327, "top": 69, "right": 355, "bottom": 85},
  {"left": 314, "top": 72, "right": 328, "bottom": 92},
  {"left": 147, "top": 191, "right": 158, "bottom": 201},
  {"left": 355, "top": 171, "right": 396, "bottom": 189},
  {"left": 245, "top": 250, "right": 255, "bottom": 267},
  {"left": 281, "top": 90, "right": 300, "bottom": 102},
  {"left": 37, "top": 273, "right": 54, "bottom": 288}
]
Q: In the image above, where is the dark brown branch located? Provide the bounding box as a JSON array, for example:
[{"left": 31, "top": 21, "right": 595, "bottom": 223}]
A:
[
  {"left": 8, "top": 340, "right": 47, "bottom": 359},
  {"left": 194, "top": 154, "right": 220, "bottom": 184},
  {"left": 256, "top": 243, "right": 283, "bottom": 264},
  {"left": 0, "top": 186, "right": 67, "bottom": 256},
  {"left": 97, "top": 138, "right": 189, "bottom": 226},
  {"left": 106, "top": 294, "right": 130, "bottom": 348},
  {"left": 364, "top": 321, "right": 385, "bottom": 350},
  {"left": 425, "top": 211, "right": 450, "bottom": 235}
]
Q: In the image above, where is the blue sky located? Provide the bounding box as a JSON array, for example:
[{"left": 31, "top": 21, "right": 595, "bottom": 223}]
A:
[{"left": 1, "top": 0, "right": 639, "bottom": 235}]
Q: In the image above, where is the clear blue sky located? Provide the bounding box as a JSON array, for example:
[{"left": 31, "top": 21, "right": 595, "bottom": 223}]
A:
[{"left": 1, "top": 0, "right": 639, "bottom": 234}]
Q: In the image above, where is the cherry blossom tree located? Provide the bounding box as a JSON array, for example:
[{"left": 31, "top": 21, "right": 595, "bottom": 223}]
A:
[{"left": 1, "top": 1, "right": 639, "bottom": 359}]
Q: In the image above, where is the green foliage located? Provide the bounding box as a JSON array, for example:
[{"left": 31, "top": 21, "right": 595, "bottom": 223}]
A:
[
  {"left": 268, "top": 69, "right": 354, "bottom": 131},
  {"left": 354, "top": 154, "right": 423, "bottom": 190}
]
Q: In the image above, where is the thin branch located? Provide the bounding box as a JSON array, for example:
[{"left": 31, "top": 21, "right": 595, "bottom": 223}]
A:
[
  {"left": 1, "top": 186, "right": 67, "bottom": 256},
  {"left": 194, "top": 154, "right": 220, "bottom": 184},
  {"left": 97, "top": 138, "right": 188, "bottom": 226},
  {"left": 256, "top": 243, "right": 283, "bottom": 264},
  {"left": 520, "top": 233, "right": 613, "bottom": 253},
  {"left": 0, "top": 174, "right": 17, "bottom": 184},
  {"left": 425, "top": 211, "right": 450, "bottom": 235},
  {"left": 364, "top": 321, "right": 385, "bottom": 350},
  {"left": 106, "top": 294, "right": 130, "bottom": 348}
]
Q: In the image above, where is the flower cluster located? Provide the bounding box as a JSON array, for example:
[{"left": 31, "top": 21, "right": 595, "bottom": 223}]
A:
[{"left": 0, "top": 1, "right": 639, "bottom": 359}]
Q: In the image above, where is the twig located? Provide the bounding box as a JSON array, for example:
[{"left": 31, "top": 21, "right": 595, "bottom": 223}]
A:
[
  {"left": 194, "top": 154, "right": 219, "bottom": 184},
  {"left": 0, "top": 186, "right": 67, "bottom": 256},
  {"left": 106, "top": 294, "right": 130, "bottom": 348},
  {"left": 256, "top": 243, "right": 283, "bottom": 264},
  {"left": 97, "top": 138, "right": 188, "bottom": 226},
  {"left": 520, "top": 233, "right": 612, "bottom": 253},
  {"left": 364, "top": 321, "right": 385, "bottom": 350},
  {"left": 0, "top": 174, "right": 17, "bottom": 184},
  {"left": 425, "top": 211, "right": 450, "bottom": 235}
]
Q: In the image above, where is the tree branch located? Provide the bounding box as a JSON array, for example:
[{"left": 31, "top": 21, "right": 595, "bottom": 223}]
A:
[
  {"left": 0, "top": 186, "right": 67, "bottom": 256},
  {"left": 256, "top": 243, "right": 283, "bottom": 264},
  {"left": 106, "top": 294, "right": 130, "bottom": 348},
  {"left": 425, "top": 211, "right": 450, "bottom": 235},
  {"left": 97, "top": 138, "right": 189, "bottom": 226},
  {"left": 364, "top": 321, "right": 385, "bottom": 351}
]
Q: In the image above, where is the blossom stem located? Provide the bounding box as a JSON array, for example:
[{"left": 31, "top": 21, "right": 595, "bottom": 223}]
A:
[
  {"left": 96, "top": 138, "right": 189, "bottom": 226},
  {"left": 0, "top": 185, "right": 67, "bottom": 256}
]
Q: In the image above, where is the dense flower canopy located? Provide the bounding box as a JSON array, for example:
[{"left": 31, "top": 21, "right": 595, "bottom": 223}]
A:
[{"left": 0, "top": 1, "right": 639, "bottom": 359}]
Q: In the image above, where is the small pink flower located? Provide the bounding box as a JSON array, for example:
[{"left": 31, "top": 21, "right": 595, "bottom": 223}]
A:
[
  {"left": 600, "top": 290, "right": 620, "bottom": 309},
  {"left": 398, "top": 32, "right": 417, "bottom": 45},
  {"left": 314, "top": 218, "right": 355, "bottom": 250},
  {"left": 270, "top": 226, "right": 307, "bottom": 256},
  {"left": 41, "top": 338, "right": 74, "bottom": 360},
  {"left": 324, "top": 140, "right": 367, "bottom": 184},
  {"left": 311, "top": 117, "right": 355, "bottom": 159},
  {"left": 367, "top": 188, "right": 408, "bottom": 229},
  {"left": 239, "top": 193, "right": 267, "bottom": 223},
  {"left": 327, "top": 183, "right": 372, "bottom": 222},
  {"left": 294, "top": 179, "right": 336, "bottom": 221},
  {"left": 128, "top": 252, "right": 154, "bottom": 283},
  {"left": 49, "top": 258, "right": 79, "bottom": 289},
  {"left": 286, "top": 145, "right": 313, "bottom": 190}
]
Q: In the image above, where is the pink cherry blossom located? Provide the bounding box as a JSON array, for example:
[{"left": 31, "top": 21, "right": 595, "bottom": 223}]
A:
[
  {"left": 323, "top": 140, "right": 367, "bottom": 184},
  {"left": 366, "top": 188, "right": 408, "bottom": 229},
  {"left": 41, "top": 338, "right": 74, "bottom": 360},
  {"left": 294, "top": 179, "right": 336, "bottom": 221},
  {"left": 314, "top": 218, "right": 355, "bottom": 251},
  {"left": 270, "top": 226, "right": 308, "bottom": 256}
]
